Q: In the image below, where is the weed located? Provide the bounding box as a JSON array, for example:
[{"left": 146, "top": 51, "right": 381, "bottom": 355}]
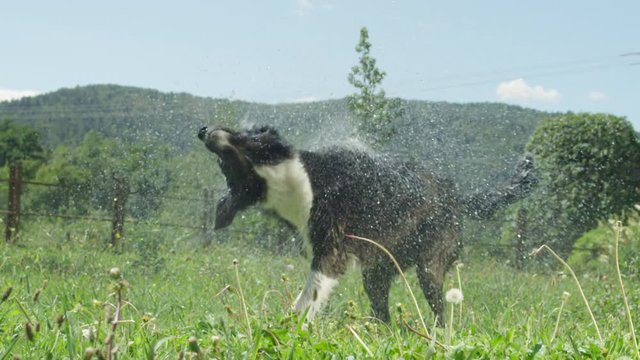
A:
[{"left": 531, "top": 244, "right": 604, "bottom": 345}]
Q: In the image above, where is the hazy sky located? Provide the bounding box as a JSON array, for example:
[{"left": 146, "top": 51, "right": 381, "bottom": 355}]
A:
[{"left": 1, "top": 1, "right": 639, "bottom": 129}]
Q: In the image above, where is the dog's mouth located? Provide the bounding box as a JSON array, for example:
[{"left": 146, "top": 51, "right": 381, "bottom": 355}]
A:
[{"left": 198, "top": 126, "right": 238, "bottom": 156}]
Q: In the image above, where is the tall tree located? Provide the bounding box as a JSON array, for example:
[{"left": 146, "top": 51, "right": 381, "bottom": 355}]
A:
[
  {"left": 510, "top": 113, "right": 640, "bottom": 257},
  {"left": 347, "top": 27, "right": 401, "bottom": 147}
]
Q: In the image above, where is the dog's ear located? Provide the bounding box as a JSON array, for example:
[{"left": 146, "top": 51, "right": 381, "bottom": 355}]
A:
[
  {"left": 242, "top": 127, "right": 292, "bottom": 164},
  {"left": 214, "top": 192, "right": 240, "bottom": 230}
]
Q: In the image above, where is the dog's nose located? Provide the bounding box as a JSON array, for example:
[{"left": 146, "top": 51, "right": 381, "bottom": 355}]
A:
[{"left": 198, "top": 126, "right": 208, "bottom": 140}]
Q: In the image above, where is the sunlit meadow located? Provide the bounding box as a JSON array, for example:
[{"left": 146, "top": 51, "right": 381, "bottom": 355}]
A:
[{"left": 1, "top": 212, "right": 639, "bottom": 359}]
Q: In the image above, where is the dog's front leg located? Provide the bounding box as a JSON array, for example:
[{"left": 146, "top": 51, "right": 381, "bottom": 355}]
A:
[
  {"left": 292, "top": 269, "right": 338, "bottom": 321},
  {"left": 293, "top": 220, "right": 347, "bottom": 322}
]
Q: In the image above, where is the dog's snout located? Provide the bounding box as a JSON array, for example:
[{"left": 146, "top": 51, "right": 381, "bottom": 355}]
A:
[{"left": 198, "top": 126, "right": 208, "bottom": 140}]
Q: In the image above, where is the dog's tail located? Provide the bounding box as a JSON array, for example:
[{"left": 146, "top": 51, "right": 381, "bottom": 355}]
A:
[{"left": 463, "top": 154, "right": 537, "bottom": 219}]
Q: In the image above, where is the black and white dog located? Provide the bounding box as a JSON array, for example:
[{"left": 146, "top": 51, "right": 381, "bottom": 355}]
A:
[{"left": 198, "top": 125, "right": 534, "bottom": 324}]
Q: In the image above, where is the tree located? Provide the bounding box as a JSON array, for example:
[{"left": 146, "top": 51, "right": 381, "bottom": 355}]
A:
[
  {"left": 31, "top": 131, "right": 172, "bottom": 218},
  {"left": 347, "top": 27, "right": 402, "bottom": 147},
  {"left": 0, "top": 119, "right": 45, "bottom": 167},
  {"left": 0, "top": 119, "right": 45, "bottom": 243},
  {"left": 510, "top": 113, "right": 640, "bottom": 257}
]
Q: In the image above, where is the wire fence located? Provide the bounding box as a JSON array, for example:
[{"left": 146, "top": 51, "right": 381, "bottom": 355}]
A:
[
  {"left": 1, "top": 163, "right": 606, "bottom": 264},
  {"left": 1, "top": 164, "right": 215, "bottom": 245}
]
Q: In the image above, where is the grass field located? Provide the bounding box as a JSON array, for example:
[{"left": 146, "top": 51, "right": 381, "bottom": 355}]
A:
[{"left": 1, "top": 218, "right": 639, "bottom": 359}]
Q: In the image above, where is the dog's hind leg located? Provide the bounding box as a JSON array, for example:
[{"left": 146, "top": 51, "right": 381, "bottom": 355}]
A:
[
  {"left": 416, "top": 227, "right": 461, "bottom": 327},
  {"left": 362, "top": 262, "right": 395, "bottom": 323},
  {"left": 416, "top": 264, "right": 445, "bottom": 326}
]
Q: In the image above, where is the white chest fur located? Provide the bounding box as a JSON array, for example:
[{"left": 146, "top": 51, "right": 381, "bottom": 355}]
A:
[{"left": 254, "top": 155, "right": 313, "bottom": 235}]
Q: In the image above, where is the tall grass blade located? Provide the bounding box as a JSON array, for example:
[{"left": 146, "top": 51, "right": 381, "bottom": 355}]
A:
[{"left": 614, "top": 221, "right": 639, "bottom": 358}]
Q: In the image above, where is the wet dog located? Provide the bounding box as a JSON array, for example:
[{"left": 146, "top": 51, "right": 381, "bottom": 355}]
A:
[{"left": 198, "top": 125, "right": 534, "bottom": 324}]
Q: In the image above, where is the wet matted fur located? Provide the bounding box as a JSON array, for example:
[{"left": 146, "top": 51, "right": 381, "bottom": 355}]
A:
[{"left": 198, "top": 125, "right": 535, "bottom": 324}]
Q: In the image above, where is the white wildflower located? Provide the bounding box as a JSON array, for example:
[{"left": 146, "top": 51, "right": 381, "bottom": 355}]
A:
[
  {"left": 82, "top": 326, "right": 96, "bottom": 341},
  {"left": 445, "top": 288, "right": 464, "bottom": 304},
  {"left": 285, "top": 264, "right": 295, "bottom": 272}
]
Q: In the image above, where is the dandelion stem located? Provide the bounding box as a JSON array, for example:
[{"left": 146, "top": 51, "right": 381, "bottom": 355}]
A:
[
  {"left": 614, "top": 221, "right": 640, "bottom": 358},
  {"left": 551, "top": 294, "right": 568, "bottom": 342},
  {"left": 233, "top": 260, "right": 253, "bottom": 343},
  {"left": 402, "top": 320, "right": 446, "bottom": 349},
  {"left": 14, "top": 299, "right": 33, "bottom": 324},
  {"left": 347, "top": 325, "right": 373, "bottom": 357},
  {"left": 107, "top": 284, "right": 123, "bottom": 360},
  {"left": 448, "top": 303, "right": 454, "bottom": 345},
  {"left": 455, "top": 263, "right": 463, "bottom": 327},
  {"left": 346, "top": 234, "right": 430, "bottom": 338},
  {"left": 531, "top": 244, "right": 603, "bottom": 345},
  {"left": 260, "top": 289, "right": 285, "bottom": 314}
]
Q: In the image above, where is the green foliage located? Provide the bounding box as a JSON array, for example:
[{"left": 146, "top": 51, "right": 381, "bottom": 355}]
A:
[
  {"left": 0, "top": 85, "right": 240, "bottom": 152},
  {"left": 27, "top": 131, "right": 172, "bottom": 218},
  {"left": 347, "top": 27, "right": 402, "bottom": 147},
  {"left": 514, "top": 113, "right": 640, "bottom": 256},
  {"left": 0, "top": 84, "right": 550, "bottom": 190},
  {"left": 2, "top": 84, "right": 553, "bottom": 256},
  {"left": 0, "top": 118, "right": 45, "bottom": 168},
  {"left": 569, "top": 207, "right": 640, "bottom": 275},
  {"left": 2, "top": 234, "right": 639, "bottom": 358}
]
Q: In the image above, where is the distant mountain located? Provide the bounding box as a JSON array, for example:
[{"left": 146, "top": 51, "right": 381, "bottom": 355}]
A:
[{"left": 0, "top": 84, "right": 554, "bottom": 189}]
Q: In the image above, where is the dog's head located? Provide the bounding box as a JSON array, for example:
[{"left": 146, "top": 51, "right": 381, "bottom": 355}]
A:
[{"left": 198, "top": 125, "right": 292, "bottom": 229}]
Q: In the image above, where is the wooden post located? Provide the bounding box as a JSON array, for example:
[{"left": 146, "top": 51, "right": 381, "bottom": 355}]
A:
[
  {"left": 5, "top": 164, "right": 22, "bottom": 243},
  {"left": 202, "top": 188, "right": 210, "bottom": 234},
  {"left": 515, "top": 207, "right": 528, "bottom": 269},
  {"left": 110, "top": 176, "right": 129, "bottom": 248},
  {"left": 202, "top": 187, "right": 215, "bottom": 246}
]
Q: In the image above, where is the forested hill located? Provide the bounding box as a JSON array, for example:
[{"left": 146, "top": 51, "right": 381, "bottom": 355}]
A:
[{"left": 0, "top": 84, "right": 553, "bottom": 189}]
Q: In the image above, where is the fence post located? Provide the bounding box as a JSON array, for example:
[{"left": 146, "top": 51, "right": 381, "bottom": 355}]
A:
[
  {"left": 5, "top": 164, "right": 22, "bottom": 243},
  {"left": 514, "top": 207, "right": 528, "bottom": 269},
  {"left": 202, "top": 187, "right": 215, "bottom": 246},
  {"left": 110, "top": 175, "right": 129, "bottom": 248}
]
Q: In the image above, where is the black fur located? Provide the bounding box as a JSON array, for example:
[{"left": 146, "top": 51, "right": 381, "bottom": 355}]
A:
[
  {"left": 198, "top": 126, "right": 267, "bottom": 229},
  {"left": 198, "top": 125, "right": 534, "bottom": 324}
]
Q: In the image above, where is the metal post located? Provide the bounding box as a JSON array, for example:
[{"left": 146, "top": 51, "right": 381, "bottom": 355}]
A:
[
  {"left": 202, "top": 187, "right": 215, "bottom": 246},
  {"left": 110, "top": 176, "right": 129, "bottom": 248},
  {"left": 515, "top": 207, "right": 528, "bottom": 269},
  {"left": 5, "top": 164, "right": 21, "bottom": 243}
]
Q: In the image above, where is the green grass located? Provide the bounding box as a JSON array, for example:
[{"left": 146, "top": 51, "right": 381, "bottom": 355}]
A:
[{"left": 1, "top": 220, "right": 639, "bottom": 359}]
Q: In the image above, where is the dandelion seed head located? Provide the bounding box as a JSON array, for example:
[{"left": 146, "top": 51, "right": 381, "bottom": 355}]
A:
[
  {"left": 445, "top": 288, "right": 464, "bottom": 304},
  {"left": 82, "top": 326, "right": 96, "bottom": 341},
  {"left": 109, "top": 267, "right": 121, "bottom": 280},
  {"left": 285, "top": 264, "right": 295, "bottom": 272}
]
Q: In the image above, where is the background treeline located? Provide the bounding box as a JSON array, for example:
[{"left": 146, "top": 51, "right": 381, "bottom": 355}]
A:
[
  {"left": 0, "top": 84, "right": 548, "bottom": 189},
  {"left": 1, "top": 84, "right": 639, "bottom": 266}
]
